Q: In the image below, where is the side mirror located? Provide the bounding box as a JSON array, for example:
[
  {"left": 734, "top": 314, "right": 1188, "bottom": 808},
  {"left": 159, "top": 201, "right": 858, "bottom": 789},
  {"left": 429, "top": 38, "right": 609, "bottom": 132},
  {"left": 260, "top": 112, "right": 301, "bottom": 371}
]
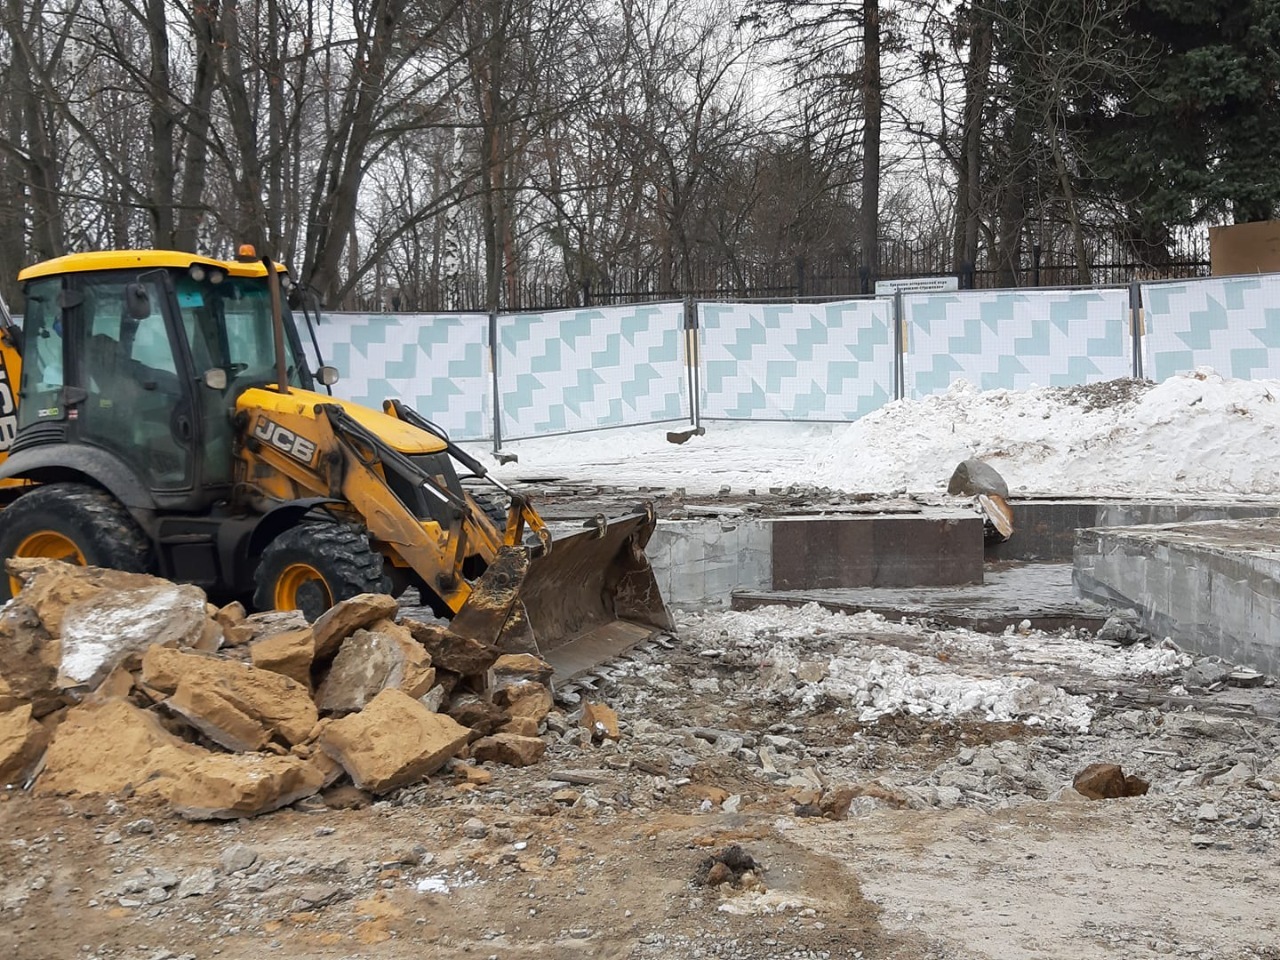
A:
[
  {"left": 202, "top": 368, "right": 229, "bottom": 390},
  {"left": 317, "top": 365, "right": 340, "bottom": 386},
  {"left": 125, "top": 283, "right": 151, "bottom": 320}
]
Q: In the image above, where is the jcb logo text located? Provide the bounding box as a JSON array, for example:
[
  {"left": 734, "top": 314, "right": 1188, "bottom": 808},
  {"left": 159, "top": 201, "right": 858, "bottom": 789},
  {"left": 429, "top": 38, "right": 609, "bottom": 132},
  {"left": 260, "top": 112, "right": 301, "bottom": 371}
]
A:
[{"left": 253, "top": 416, "right": 317, "bottom": 465}]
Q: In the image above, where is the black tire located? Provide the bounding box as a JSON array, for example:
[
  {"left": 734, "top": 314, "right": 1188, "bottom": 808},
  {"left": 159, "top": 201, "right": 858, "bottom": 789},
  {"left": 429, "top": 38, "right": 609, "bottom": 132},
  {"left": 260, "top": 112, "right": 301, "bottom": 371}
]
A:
[
  {"left": 464, "top": 484, "right": 510, "bottom": 528},
  {"left": 252, "top": 522, "right": 391, "bottom": 621},
  {"left": 0, "top": 482, "right": 152, "bottom": 601}
]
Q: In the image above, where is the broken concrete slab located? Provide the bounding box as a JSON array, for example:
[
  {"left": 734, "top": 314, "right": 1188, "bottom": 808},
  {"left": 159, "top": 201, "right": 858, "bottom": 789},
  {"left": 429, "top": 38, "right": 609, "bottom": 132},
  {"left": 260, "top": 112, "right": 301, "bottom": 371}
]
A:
[
  {"left": 6, "top": 559, "right": 177, "bottom": 636},
  {"left": 0, "top": 704, "right": 45, "bottom": 786},
  {"left": 311, "top": 594, "right": 399, "bottom": 663},
  {"left": 470, "top": 733, "right": 546, "bottom": 768},
  {"left": 165, "top": 679, "right": 271, "bottom": 753},
  {"left": 141, "top": 647, "right": 317, "bottom": 745},
  {"left": 35, "top": 698, "right": 203, "bottom": 799},
  {"left": 57, "top": 582, "right": 210, "bottom": 690},
  {"left": 404, "top": 620, "right": 499, "bottom": 675},
  {"left": 169, "top": 753, "right": 325, "bottom": 820},
  {"left": 314, "top": 624, "right": 435, "bottom": 715},
  {"left": 318, "top": 689, "right": 470, "bottom": 793},
  {"left": 249, "top": 628, "right": 315, "bottom": 689}
]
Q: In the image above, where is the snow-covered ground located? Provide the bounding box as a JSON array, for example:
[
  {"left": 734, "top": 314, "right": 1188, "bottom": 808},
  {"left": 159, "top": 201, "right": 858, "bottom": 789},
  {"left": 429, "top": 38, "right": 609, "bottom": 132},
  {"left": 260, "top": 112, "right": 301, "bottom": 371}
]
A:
[{"left": 479, "top": 370, "right": 1280, "bottom": 498}]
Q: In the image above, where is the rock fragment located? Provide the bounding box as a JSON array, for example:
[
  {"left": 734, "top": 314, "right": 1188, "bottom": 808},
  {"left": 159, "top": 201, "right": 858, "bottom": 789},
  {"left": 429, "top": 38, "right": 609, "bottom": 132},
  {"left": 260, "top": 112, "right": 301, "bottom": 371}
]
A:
[
  {"left": 470, "top": 733, "right": 546, "bottom": 767},
  {"left": 170, "top": 753, "right": 324, "bottom": 820},
  {"left": 35, "top": 698, "right": 203, "bottom": 800},
  {"left": 141, "top": 646, "right": 317, "bottom": 745},
  {"left": 249, "top": 628, "right": 315, "bottom": 689},
  {"left": 0, "top": 704, "right": 45, "bottom": 785},
  {"left": 319, "top": 689, "right": 470, "bottom": 793},
  {"left": 1072, "top": 763, "right": 1149, "bottom": 800},
  {"left": 404, "top": 620, "right": 500, "bottom": 675},
  {"left": 490, "top": 653, "right": 554, "bottom": 689},
  {"left": 947, "top": 459, "right": 1009, "bottom": 498},
  {"left": 314, "top": 623, "right": 435, "bottom": 714},
  {"left": 580, "top": 701, "right": 620, "bottom": 741},
  {"left": 0, "top": 602, "right": 62, "bottom": 717},
  {"left": 311, "top": 594, "right": 398, "bottom": 662},
  {"left": 164, "top": 679, "right": 271, "bottom": 753}
]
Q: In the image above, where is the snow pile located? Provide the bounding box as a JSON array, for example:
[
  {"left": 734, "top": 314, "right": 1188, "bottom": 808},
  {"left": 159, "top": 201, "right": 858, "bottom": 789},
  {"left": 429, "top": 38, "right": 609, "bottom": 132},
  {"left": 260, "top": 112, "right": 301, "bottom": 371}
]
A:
[
  {"left": 485, "top": 371, "right": 1280, "bottom": 498},
  {"left": 808, "top": 371, "right": 1280, "bottom": 496}
]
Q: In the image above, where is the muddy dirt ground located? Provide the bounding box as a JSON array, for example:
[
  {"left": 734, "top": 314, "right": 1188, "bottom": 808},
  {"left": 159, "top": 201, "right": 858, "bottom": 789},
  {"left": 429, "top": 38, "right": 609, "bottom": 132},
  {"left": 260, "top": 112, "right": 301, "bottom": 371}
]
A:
[{"left": 3, "top": 599, "right": 1279, "bottom": 960}]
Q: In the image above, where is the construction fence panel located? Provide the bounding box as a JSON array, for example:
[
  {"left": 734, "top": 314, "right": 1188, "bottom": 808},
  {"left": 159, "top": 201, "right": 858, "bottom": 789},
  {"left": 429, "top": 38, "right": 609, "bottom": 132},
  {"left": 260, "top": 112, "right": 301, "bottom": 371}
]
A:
[
  {"left": 312, "top": 312, "right": 492, "bottom": 441},
  {"left": 1140, "top": 275, "right": 1280, "bottom": 382},
  {"left": 901, "top": 288, "right": 1133, "bottom": 399},
  {"left": 697, "top": 300, "right": 895, "bottom": 420},
  {"left": 495, "top": 302, "right": 689, "bottom": 441}
]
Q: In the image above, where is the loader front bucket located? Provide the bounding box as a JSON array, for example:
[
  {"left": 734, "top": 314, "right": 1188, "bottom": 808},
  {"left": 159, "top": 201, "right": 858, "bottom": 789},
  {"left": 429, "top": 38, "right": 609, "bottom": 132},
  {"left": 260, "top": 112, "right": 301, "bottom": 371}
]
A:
[{"left": 450, "top": 508, "right": 674, "bottom": 683}]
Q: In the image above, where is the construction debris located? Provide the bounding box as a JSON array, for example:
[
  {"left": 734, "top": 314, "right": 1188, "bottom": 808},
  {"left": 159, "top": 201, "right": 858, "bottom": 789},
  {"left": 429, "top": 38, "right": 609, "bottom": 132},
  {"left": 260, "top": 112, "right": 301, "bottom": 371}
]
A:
[
  {"left": 0, "top": 560, "right": 561, "bottom": 819},
  {"left": 319, "top": 689, "right": 471, "bottom": 793}
]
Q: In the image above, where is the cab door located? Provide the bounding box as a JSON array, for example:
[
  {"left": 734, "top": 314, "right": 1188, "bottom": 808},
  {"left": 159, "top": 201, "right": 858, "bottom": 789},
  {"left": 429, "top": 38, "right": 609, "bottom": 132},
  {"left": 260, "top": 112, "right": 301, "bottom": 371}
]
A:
[{"left": 74, "top": 272, "right": 195, "bottom": 491}]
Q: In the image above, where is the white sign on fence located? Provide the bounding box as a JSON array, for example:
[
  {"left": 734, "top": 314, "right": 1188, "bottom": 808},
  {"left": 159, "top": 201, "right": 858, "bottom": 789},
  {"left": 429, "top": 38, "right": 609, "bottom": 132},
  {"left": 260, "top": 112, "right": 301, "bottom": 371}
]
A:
[{"left": 874, "top": 276, "right": 960, "bottom": 296}]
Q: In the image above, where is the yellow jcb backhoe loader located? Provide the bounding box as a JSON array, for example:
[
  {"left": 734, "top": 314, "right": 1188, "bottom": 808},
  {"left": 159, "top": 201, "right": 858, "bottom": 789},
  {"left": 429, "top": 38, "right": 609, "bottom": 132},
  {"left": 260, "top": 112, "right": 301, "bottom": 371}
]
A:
[{"left": 0, "top": 248, "right": 672, "bottom": 679}]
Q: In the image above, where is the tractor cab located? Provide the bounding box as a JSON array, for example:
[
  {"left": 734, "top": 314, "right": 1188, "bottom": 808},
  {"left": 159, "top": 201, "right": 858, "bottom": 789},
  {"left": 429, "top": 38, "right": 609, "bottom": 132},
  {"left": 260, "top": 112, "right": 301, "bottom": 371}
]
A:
[{"left": 12, "top": 250, "right": 318, "bottom": 512}]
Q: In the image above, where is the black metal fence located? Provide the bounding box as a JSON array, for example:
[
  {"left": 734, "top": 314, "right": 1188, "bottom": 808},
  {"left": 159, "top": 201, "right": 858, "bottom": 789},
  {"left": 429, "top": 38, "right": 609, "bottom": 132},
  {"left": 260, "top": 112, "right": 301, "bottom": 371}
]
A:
[{"left": 361, "top": 229, "right": 1213, "bottom": 312}]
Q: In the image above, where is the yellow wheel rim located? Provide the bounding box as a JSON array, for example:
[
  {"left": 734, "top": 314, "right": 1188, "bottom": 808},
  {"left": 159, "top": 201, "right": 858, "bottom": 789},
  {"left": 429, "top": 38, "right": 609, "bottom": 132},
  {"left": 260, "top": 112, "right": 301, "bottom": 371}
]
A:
[
  {"left": 273, "top": 562, "right": 332, "bottom": 613},
  {"left": 9, "top": 530, "right": 86, "bottom": 597}
]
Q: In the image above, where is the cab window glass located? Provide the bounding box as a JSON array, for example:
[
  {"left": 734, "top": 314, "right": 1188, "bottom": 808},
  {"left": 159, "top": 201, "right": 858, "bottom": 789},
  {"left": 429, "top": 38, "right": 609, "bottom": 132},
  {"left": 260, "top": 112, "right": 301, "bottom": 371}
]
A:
[
  {"left": 175, "top": 275, "right": 304, "bottom": 388},
  {"left": 17, "top": 276, "right": 65, "bottom": 428}
]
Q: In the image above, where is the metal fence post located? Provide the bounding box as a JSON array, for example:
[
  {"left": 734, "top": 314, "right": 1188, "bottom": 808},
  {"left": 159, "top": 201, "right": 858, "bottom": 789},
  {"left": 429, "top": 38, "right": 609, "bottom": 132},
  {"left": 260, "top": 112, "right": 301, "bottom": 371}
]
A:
[
  {"left": 1129, "top": 281, "right": 1144, "bottom": 380},
  {"left": 893, "top": 290, "right": 906, "bottom": 401},
  {"left": 489, "top": 310, "right": 502, "bottom": 453},
  {"left": 684, "top": 296, "right": 701, "bottom": 428}
]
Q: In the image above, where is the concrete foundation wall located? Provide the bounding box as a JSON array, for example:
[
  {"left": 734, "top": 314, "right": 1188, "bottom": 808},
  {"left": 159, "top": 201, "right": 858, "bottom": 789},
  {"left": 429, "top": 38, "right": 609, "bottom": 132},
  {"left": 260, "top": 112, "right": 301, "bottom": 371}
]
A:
[
  {"left": 991, "top": 500, "right": 1280, "bottom": 562},
  {"left": 648, "top": 513, "right": 983, "bottom": 609},
  {"left": 647, "top": 520, "right": 773, "bottom": 610},
  {"left": 1074, "top": 520, "right": 1280, "bottom": 675}
]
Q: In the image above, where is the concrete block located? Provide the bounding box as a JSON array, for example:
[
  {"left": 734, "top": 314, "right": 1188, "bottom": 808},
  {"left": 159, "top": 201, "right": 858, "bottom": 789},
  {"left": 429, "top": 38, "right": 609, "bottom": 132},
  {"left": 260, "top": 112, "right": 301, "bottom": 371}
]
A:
[
  {"left": 771, "top": 515, "right": 983, "bottom": 590},
  {"left": 1073, "top": 518, "right": 1280, "bottom": 675},
  {"left": 648, "top": 520, "right": 771, "bottom": 609}
]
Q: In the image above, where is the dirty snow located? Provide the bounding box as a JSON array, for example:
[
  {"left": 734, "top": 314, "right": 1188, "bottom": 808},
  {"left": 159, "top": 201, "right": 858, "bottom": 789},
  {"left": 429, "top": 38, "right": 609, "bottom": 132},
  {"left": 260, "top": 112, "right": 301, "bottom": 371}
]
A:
[
  {"left": 678, "top": 603, "right": 1201, "bottom": 733},
  {"left": 481, "top": 370, "right": 1280, "bottom": 498}
]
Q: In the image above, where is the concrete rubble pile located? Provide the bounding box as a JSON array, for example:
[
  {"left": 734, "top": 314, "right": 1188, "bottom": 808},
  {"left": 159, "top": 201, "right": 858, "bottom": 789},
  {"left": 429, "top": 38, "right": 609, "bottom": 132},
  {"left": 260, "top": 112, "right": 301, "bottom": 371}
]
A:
[{"left": 0, "top": 558, "right": 557, "bottom": 819}]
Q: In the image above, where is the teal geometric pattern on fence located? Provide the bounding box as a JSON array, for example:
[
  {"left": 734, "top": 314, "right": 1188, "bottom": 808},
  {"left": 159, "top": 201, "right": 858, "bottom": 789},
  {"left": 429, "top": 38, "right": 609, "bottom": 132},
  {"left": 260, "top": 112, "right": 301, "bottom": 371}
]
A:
[
  {"left": 496, "top": 303, "right": 688, "bottom": 439},
  {"left": 313, "top": 312, "right": 492, "bottom": 441},
  {"left": 697, "top": 300, "right": 895, "bottom": 420},
  {"left": 1141, "top": 275, "right": 1280, "bottom": 382},
  {"left": 903, "top": 289, "right": 1131, "bottom": 398}
]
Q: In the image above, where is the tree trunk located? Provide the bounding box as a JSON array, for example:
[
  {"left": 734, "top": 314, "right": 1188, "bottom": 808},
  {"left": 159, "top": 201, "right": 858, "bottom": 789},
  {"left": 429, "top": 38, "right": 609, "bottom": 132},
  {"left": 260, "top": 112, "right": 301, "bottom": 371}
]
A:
[
  {"left": 4, "top": 0, "right": 65, "bottom": 262},
  {"left": 954, "top": 0, "right": 993, "bottom": 274},
  {"left": 994, "top": 106, "right": 1034, "bottom": 287},
  {"left": 145, "top": 0, "right": 174, "bottom": 246},
  {"left": 1048, "top": 126, "right": 1091, "bottom": 285},
  {"left": 303, "top": 0, "right": 399, "bottom": 304},
  {"left": 859, "top": 0, "right": 882, "bottom": 280},
  {"left": 175, "top": 0, "right": 220, "bottom": 252},
  {"left": 218, "top": 0, "right": 270, "bottom": 252}
]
